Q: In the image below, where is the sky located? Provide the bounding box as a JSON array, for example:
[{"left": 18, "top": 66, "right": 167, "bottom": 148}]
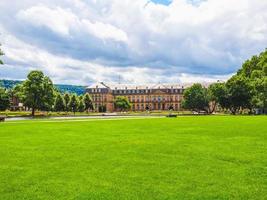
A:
[{"left": 0, "top": 0, "right": 266, "bottom": 85}]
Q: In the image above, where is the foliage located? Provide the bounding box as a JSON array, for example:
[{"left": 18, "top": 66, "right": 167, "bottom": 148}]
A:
[
  {"left": 182, "top": 84, "right": 209, "bottom": 113},
  {"left": 63, "top": 93, "right": 71, "bottom": 111},
  {"left": 68, "top": 94, "right": 79, "bottom": 114},
  {"left": 98, "top": 105, "right": 106, "bottom": 113},
  {"left": 114, "top": 96, "right": 131, "bottom": 111},
  {"left": 40, "top": 76, "right": 55, "bottom": 111},
  {"left": 207, "top": 82, "right": 228, "bottom": 112},
  {"left": 0, "top": 87, "right": 10, "bottom": 111},
  {"left": 235, "top": 49, "right": 267, "bottom": 113},
  {"left": 78, "top": 99, "right": 85, "bottom": 112},
  {"left": 83, "top": 93, "right": 94, "bottom": 112},
  {"left": 10, "top": 84, "right": 24, "bottom": 103},
  {"left": 224, "top": 76, "right": 253, "bottom": 114},
  {"left": 22, "top": 71, "right": 55, "bottom": 116},
  {"left": 54, "top": 93, "right": 66, "bottom": 112},
  {"left": 182, "top": 49, "right": 267, "bottom": 115}
]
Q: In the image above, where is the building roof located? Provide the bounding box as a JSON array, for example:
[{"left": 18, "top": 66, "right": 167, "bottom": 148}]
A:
[{"left": 87, "top": 82, "right": 212, "bottom": 90}]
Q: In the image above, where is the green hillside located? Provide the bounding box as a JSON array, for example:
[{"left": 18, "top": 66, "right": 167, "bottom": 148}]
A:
[{"left": 0, "top": 79, "right": 86, "bottom": 95}]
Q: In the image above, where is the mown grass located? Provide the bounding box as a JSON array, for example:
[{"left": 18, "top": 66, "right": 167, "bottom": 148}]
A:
[{"left": 0, "top": 116, "right": 266, "bottom": 200}]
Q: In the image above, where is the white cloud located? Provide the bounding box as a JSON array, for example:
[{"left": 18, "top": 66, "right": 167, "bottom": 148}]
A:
[
  {"left": 17, "top": 5, "right": 77, "bottom": 36},
  {"left": 16, "top": 4, "right": 128, "bottom": 42},
  {"left": 81, "top": 19, "right": 128, "bottom": 42},
  {"left": 0, "top": 0, "right": 267, "bottom": 84}
]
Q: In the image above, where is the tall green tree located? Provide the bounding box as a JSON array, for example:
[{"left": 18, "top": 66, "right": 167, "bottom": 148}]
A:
[
  {"left": 0, "top": 87, "right": 10, "bottom": 111},
  {"left": 64, "top": 93, "right": 71, "bottom": 111},
  {"left": 208, "top": 83, "right": 229, "bottom": 110},
  {"left": 78, "top": 99, "right": 85, "bottom": 112},
  {"left": 68, "top": 94, "right": 79, "bottom": 114},
  {"left": 54, "top": 93, "right": 66, "bottom": 112},
  {"left": 12, "top": 84, "right": 24, "bottom": 104},
  {"left": 114, "top": 96, "right": 131, "bottom": 111},
  {"left": 182, "top": 84, "right": 209, "bottom": 113},
  {"left": 225, "top": 76, "right": 252, "bottom": 114},
  {"left": 234, "top": 49, "right": 266, "bottom": 113},
  {"left": 83, "top": 93, "right": 94, "bottom": 112},
  {"left": 40, "top": 76, "right": 55, "bottom": 112},
  {"left": 0, "top": 44, "right": 4, "bottom": 65},
  {"left": 207, "top": 83, "right": 220, "bottom": 113},
  {"left": 22, "top": 70, "right": 55, "bottom": 116},
  {"left": 250, "top": 76, "right": 267, "bottom": 113}
]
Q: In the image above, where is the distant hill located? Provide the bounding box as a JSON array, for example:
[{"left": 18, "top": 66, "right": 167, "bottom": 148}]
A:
[{"left": 0, "top": 79, "right": 86, "bottom": 95}]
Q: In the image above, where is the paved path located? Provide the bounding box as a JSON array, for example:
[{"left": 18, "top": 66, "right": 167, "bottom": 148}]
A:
[{"left": 5, "top": 115, "right": 164, "bottom": 122}]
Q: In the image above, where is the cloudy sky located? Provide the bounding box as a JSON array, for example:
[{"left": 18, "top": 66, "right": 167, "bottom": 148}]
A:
[{"left": 0, "top": 0, "right": 266, "bottom": 85}]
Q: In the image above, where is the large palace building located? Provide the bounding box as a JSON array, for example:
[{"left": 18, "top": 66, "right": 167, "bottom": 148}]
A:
[{"left": 86, "top": 82, "right": 193, "bottom": 112}]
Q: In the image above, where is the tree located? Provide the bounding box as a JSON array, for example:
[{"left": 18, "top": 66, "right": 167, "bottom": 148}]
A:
[
  {"left": 98, "top": 105, "right": 106, "bottom": 113},
  {"left": 0, "top": 87, "right": 10, "bottom": 111},
  {"left": 40, "top": 76, "right": 55, "bottom": 112},
  {"left": 79, "top": 95, "right": 83, "bottom": 101},
  {"left": 250, "top": 77, "right": 267, "bottom": 113},
  {"left": 54, "top": 93, "right": 65, "bottom": 112},
  {"left": 83, "top": 93, "right": 94, "bottom": 112},
  {"left": 225, "top": 75, "right": 252, "bottom": 114},
  {"left": 68, "top": 94, "right": 79, "bottom": 114},
  {"left": 78, "top": 99, "right": 85, "bottom": 112},
  {"left": 114, "top": 96, "right": 131, "bottom": 111},
  {"left": 0, "top": 44, "right": 4, "bottom": 65},
  {"left": 22, "top": 70, "right": 55, "bottom": 116},
  {"left": 182, "top": 84, "right": 209, "bottom": 113},
  {"left": 226, "top": 49, "right": 267, "bottom": 114},
  {"left": 263, "top": 65, "right": 267, "bottom": 76},
  {"left": 209, "top": 83, "right": 230, "bottom": 111},
  {"left": 207, "top": 82, "right": 228, "bottom": 113},
  {"left": 64, "top": 93, "right": 71, "bottom": 111}
]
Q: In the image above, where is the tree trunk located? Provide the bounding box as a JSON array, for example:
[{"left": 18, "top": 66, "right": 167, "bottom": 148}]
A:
[
  {"left": 231, "top": 107, "right": 237, "bottom": 115},
  {"left": 32, "top": 107, "right": 35, "bottom": 116},
  {"left": 209, "top": 103, "right": 217, "bottom": 114}
]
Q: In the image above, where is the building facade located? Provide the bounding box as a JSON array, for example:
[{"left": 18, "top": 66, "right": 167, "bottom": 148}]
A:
[{"left": 86, "top": 82, "right": 190, "bottom": 112}]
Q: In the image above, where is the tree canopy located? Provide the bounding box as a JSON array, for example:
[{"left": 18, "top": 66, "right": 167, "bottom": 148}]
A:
[
  {"left": 83, "top": 93, "right": 94, "bottom": 112},
  {"left": 235, "top": 49, "right": 267, "bottom": 113},
  {"left": 114, "top": 96, "right": 131, "bottom": 111},
  {"left": 22, "top": 71, "right": 55, "bottom": 116},
  {"left": 182, "top": 84, "right": 209, "bottom": 113},
  {"left": 68, "top": 94, "right": 79, "bottom": 114},
  {"left": 0, "top": 87, "right": 10, "bottom": 111},
  {"left": 54, "top": 93, "right": 66, "bottom": 112},
  {"left": 182, "top": 49, "right": 267, "bottom": 114}
]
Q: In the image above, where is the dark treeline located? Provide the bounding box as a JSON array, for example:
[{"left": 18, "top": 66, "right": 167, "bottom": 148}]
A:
[{"left": 182, "top": 49, "right": 267, "bottom": 114}]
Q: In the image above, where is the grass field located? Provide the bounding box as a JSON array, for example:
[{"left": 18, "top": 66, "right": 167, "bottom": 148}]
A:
[{"left": 0, "top": 116, "right": 266, "bottom": 200}]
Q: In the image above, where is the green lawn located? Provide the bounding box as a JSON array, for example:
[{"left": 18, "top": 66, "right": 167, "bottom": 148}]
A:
[{"left": 0, "top": 116, "right": 266, "bottom": 200}]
